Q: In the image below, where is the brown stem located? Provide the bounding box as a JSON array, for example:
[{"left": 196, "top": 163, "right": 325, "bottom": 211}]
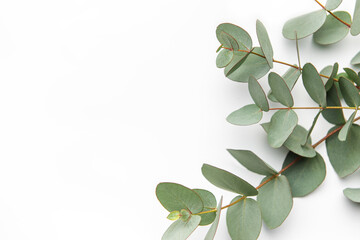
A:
[{"left": 314, "top": 0, "right": 351, "bottom": 28}]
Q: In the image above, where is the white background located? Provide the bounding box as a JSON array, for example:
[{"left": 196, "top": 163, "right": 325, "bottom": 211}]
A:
[{"left": 0, "top": 0, "right": 359, "bottom": 239}]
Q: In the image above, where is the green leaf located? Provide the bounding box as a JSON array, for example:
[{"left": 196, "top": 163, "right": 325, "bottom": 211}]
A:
[
  {"left": 201, "top": 164, "right": 258, "bottom": 196},
  {"left": 338, "top": 110, "right": 357, "bottom": 141},
  {"left": 282, "top": 10, "right": 327, "bottom": 39},
  {"left": 224, "top": 51, "right": 251, "bottom": 77},
  {"left": 326, "top": 124, "right": 360, "bottom": 178},
  {"left": 302, "top": 63, "right": 327, "bottom": 107},
  {"left": 351, "top": 0, "right": 360, "bottom": 36},
  {"left": 193, "top": 189, "right": 217, "bottom": 226},
  {"left": 162, "top": 215, "right": 201, "bottom": 240},
  {"left": 268, "top": 72, "right": 294, "bottom": 107},
  {"left": 156, "top": 183, "right": 204, "bottom": 214},
  {"left": 248, "top": 76, "right": 269, "bottom": 111},
  {"left": 219, "top": 31, "right": 239, "bottom": 51},
  {"left": 225, "top": 47, "right": 270, "bottom": 82},
  {"left": 227, "top": 149, "right": 277, "bottom": 175},
  {"left": 226, "top": 104, "right": 263, "bottom": 126},
  {"left": 343, "top": 188, "right": 360, "bottom": 203},
  {"left": 216, "top": 23, "right": 252, "bottom": 50},
  {"left": 344, "top": 68, "right": 360, "bottom": 85},
  {"left": 268, "top": 109, "right": 298, "bottom": 148},
  {"left": 216, "top": 49, "right": 234, "bottom": 68},
  {"left": 257, "top": 175, "right": 293, "bottom": 229},
  {"left": 322, "top": 84, "right": 346, "bottom": 124},
  {"left": 313, "top": 11, "right": 351, "bottom": 45},
  {"left": 304, "top": 110, "right": 322, "bottom": 145},
  {"left": 325, "top": 0, "right": 342, "bottom": 10},
  {"left": 204, "top": 197, "right": 223, "bottom": 240},
  {"left": 320, "top": 63, "right": 338, "bottom": 91},
  {"left": 339, "top": 77, "right": 360, "bottom": 107},
  {"left": 216, "top": 44, "right": 223, "bottom": 53},
  {"left": 282, "top": 152, "right": 326, "bottom": 197},
  {"left": 256, "top": 20, "right": 273, "bottom": 68},
  {"left": 351, "top": 51, "right": 360, "bottom": 65},
  {"left": 268, "top": 66, "right": 301, "bottom": 102},
  {"left": 227, "top": 197, "right": 262, "bottom": 240},
  {"left": 167, "top": 211, "right": 180, "bottom": 221}
]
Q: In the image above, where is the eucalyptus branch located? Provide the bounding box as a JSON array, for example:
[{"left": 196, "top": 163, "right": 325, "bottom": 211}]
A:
[{"left": 314, "top": 0, "right": 352, "bottom": 28}]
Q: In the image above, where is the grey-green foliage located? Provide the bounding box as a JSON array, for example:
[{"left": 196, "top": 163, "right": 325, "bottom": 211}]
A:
[
  {"left": 204, "top": 197, "right": 223, "bottom": 240},
  {"left": 302, "top": 63, "right": 327, "bottom": 107},
  {"left": 351, "top": 0, "right": 360, "bottom": 36},
  {"left": 343, "top": 188, "right": 360, "bottom": 203},
  {"left": 248, "top": 76, "right": 269, "bottom": 111},
  {"left": 226, "top": 104, "right": 263, "bottom": 126},
  {"left": 268, "top": 72, "right": 294, "bottom": 107},
  {"left": 325, "top": 0, "right": 342, "bottom": 11},
  {"left": 193, "top": 189, "right": 217, "bottom": 226},
  {"left": 162, "top": 215, "right": 201, "bottom": 240},
  {"left": 256, "top": 19, "right": 274, "bottom": 68}
]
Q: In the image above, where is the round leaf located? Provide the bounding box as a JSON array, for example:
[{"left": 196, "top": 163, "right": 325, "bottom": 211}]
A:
[
  {"left": 257, "top": 175, "right": 293, "bottom": 229},
  {"left": 351, "top": 0, "right": 360, "bottom": 36},
  {"left": 204, "top": 197, "right": 223, "bottom": 240},
  {"left": 313, "top": 11, "right": 351, "bottom": 45},
  {"left": 351, "top": 51, "right": 360, "bottom": 65},
  {"left": 267, "top": 109, "right": 298, "bottom": 148},
  {"left": 156, "top": 183, "right": 203, "bottom": 214},
  {"left": 325, "top": 0, "right": 342, "bottom": 10},
  {"left": 343, "top": 188, "right": 360, "bottom": 203},
  {"left": 282, "top": 10, "right": 327, "bottom": 39},
  {"left": 227, "top": 197, "right": 262, "bottom": 240},
  {"left": 216, "top": 23, "right": 252, "bottom": 50},
  {"left": 216, "top": 49, "right": 234, "bottom": 68},
  {"left": 162, "top": 215, "right": 201, "bottom": 240},
  {"left": 322, "top": 84, "right": 345, "bottom": 124},
  {"left": 268, "top": 72, "right": 294, "bottom": 107},
  {"left": 282, "top": 152, "right": 326, "bottom": 197},
  {"left": 339, "top": 77, "right": 360, "bottom": 107},
  {"left": 248, "top": 76, "right": 269, "bottom": 111},
  {"left": 226, "top": 104, "right": 263, "bottom": 126},
  {"left": 201, "top": 164, "right": 258, "bottom": 196},
  {"left": 193, "top": 189, "right": 217, "bottom": 226},
  {"left": 256, "top": 20, "right": 273, "bottom": 68},
  {"left": 302, "top": 63, "right": 327, "bottom": 107},
  {"left": 326, "top": 124, "right": 360, "bottom": 178}
]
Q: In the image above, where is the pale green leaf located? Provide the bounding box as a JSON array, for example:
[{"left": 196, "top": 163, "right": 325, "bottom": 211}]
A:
[
  {"left": 282, "top": 152, "right": 326, "bottom": 197},
  {"left": 193, "top": 189, "right": 217, "bottom": 226},
  {"left": 302, "top": 63, "right": 327, "bottom": 107},
  {"left": 344, "top": 68, "right": 360, "bottom": 85},
  {"left": 256, "top": 20, "right": 273, "bottom": 68},
  {"left": 257, "top": 175, "right": 293, "bottom": 229},
  {"left": 268, "top": 66, "right": 301, "bottom": 102},
  {"left": 320, "top": 63, "right": 338, "bottom": 91},
  {"left": 216, "top": 23, "right": 252, "bottom": 50},
  {"left": 248, "top": 76, "right": 269, "bottom": 111},
  {"left": 339, "top": 77, "right": 360, "bottom": 107},
  {"left": 282, "top": 10, "right": 327, "bottom": 39},
  {"left": 162, "top": 215, "right": 201, "bottom": 240},
  {"left": 227, "top": 149, "right": 277, "bottom": 175},
  {"left": 204, "top": 197, "right": 223, "bottom": 240},
  {"left": 268, "top": 72, "right": 294, "bottom": 107},
  {"left": 216, "top": 49, "right": 234, "bottom": 68},
  {"left": 325, "top": 0, "right": 342, "bottom": 10},
  {"left": 351, "top": 51, "right": 360, "bottom": 65},
  {"left": 343, "top": 188, "right": 360, "bottom": 203},
  {"left": 224, "top": 51, "right": 251, "bottom": 77},
  {"left": 227, "top": 197, "right": 262, "bottom": 240},
  {"left": 322, "top": 84, "right": 345, "bottom": 124},
  {"left": 351, "top": 0, "right": 360, "bottom": 36},
  {"left": 201, "top": 164, "right": 258, "bottom": 196},
  {"left": 219, "top": 31, "right": 239, "bottom": 51},
  {"left": 227, "top": 104, "right": 263, "bottom": 126},
  {"left": 268, "top": 109, "right": 298, "bottom": 148},
  {"left": 338, "top": 111, "right": 357, "bottom": 141}
]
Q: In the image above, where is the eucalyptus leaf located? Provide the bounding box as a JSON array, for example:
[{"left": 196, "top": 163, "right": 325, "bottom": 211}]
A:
[
  {"left": 282, "top": 152, "right": 326, "bottom": 197},
  {"left": 338, "top": 110, "right": 357, "bottom": 141},
  {"left": 351, "top": 51, "right": 360, "bottom": 65},
  {"left": 282, "top": 10, "right": 327, "bottom": 39},
  {"left": 344, "top": 68, "right": 360, "bottom": 85},
  {"left": 227, "top": 149, "right": 277, "bottom": 175},
  {"left": 302, "top": 63, "right": 327, "bottom": 107},
  {"left": 201, "top": 164, "right": 258, "bottom": 196},
  {"left": 313, "top": 11, "right": 351, "bottom": 45},
  {"left": 225, "top": 51, "right": 251, "bottom": 77},
  {"left": 216, "top": 23, "right": 252, "bottom": 50},
  {"left": 343, "top": 188, "right": 360, "bottom": 203},
  {"left": 227, "top": 104, "right": 263, "bottom": 126},
  {"left": 268, "top": 72, "right": 294, "bottom": 107},
  {"left": 227, "top": 197, "right": 262, "bottom": 240},
  {"left": 320, "top": 63, "right": 338, "bottom": 91},
  {"left": 162, "top": 215, "right": 201, "bottom": 240},
  {"left": 322, "top": 84, "right": 345, "bottom": 124},
  {"left": 351, "top": 0, "right": 360, "bottom": 36},
  {"left": 256, "top": 20, "right": 273, "bottom": 68},
  {"left": 325, "top": 0, "right": 342, "bottom": 10},
  {"left": 267, "top": 109, "right": 298, "bottom": 148},
  {"left": 216, "top": 49, "right": 234, "bottom": 68},
  {"left": 193, "top": 189, "right": 217, "bottom": 226},
  {"left": 339, "top": 77, "right": 360, "bottom": 107},
  {"left": 248, "top": 76, "right": 269, "bottom": 111},
  {"left": 156, "top": 183, "right": 204, "bottom": 214},
  {"left": 257, "top": 175, "right": 293, "bottom": 229},
  {"left": 226, "top": 47, "right": 270, "bottom": 82},
  {"left": 219, "top": 31, "right": 239, "bottom": 51},
  {"left": 268, "top": 66, "right": 301, "bottom": 102},
  {"left": 204, "top": 197, "right": 223, "bottom": 240},
  {"left": 326, "top": 124, "right": 360, "bottom": 178}
]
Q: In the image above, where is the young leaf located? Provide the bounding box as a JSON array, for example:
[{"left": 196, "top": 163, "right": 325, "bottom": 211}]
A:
[
  {"left": 256, "top": 19, "right": 274, "bottom": 68},
  {"left": 204, "top": 197, "right": 223, "bottom": 240},
  {"left": 226, "top": 104, "right": 263, "bottom": 126},
  {"left": 156, "top": 183, "right": 204, "bottom": 214},
  {"left": 226, "top": 197, "right": 262, "bottom": 240},
  {"left": 339, "top": 77, "right": 360, "bottom": 107},
  {"left": 257, "top": 175, "right": 293, "bottom": 229},
  {"left": 302, "top": 63, "right": 327, "bottom": 107},
  {"left": 267, "top": 109, "right": 298, "bottom": 148},
  {"left": 227, "top": 149, "right": 277, "bottom": 175},
  {"left": 162, "top": 215, "right": 201, "bottom": 240},
  {"left": 338, "top": 110, "right": 357, "bottom": 141},
  {"left": 226, "top": 47, "right": 270, "bottom": 82},
  {"left": 282, "top": 152, "right": 326, "bottom": 197},
  {"left": 268, "top": 72, "right": 294, "bottom": 107},
  {"left": 282, "top": 10, "right": 327, "bottom": 39},
  {"left": 322, "top": 84, "right": 346, "bottom": 125},
  {"left": 351, "top": 51, "right": 360, "bottom": 65},
  {"left": 343, "top": 188, "right": 360, "bottom": 203},
  {"left": 248, "top": 76, "right": 269, "bottom": 111},
  {"left": 351, "top": 0, "right": 360, "bottom": 36},
  {"left": 201, "top": 164, "right": 258, "bottom": 196},
  {"left": 326, "top": 124, "right": 360, "bottom": 178},
  {"left": 268, "top": 66, "right": 301, "bottom": 102},
  {"left": 216, "top": 23, "right": 252, "bottom": 50},
  {"left": 216, "top": 49, "right": 234, "bottom": 68},
  {"left": 193, "top": 189, "right": 217, "bottom": 226},
  {"left": 325, "top": 0, "right": 342, "bottom": 10},
  {"left": 313, "top": 11, "right": 351, "bottom": 45},
  {"left": 344, "top": 68, "right": 360, "bottom": 85}
]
